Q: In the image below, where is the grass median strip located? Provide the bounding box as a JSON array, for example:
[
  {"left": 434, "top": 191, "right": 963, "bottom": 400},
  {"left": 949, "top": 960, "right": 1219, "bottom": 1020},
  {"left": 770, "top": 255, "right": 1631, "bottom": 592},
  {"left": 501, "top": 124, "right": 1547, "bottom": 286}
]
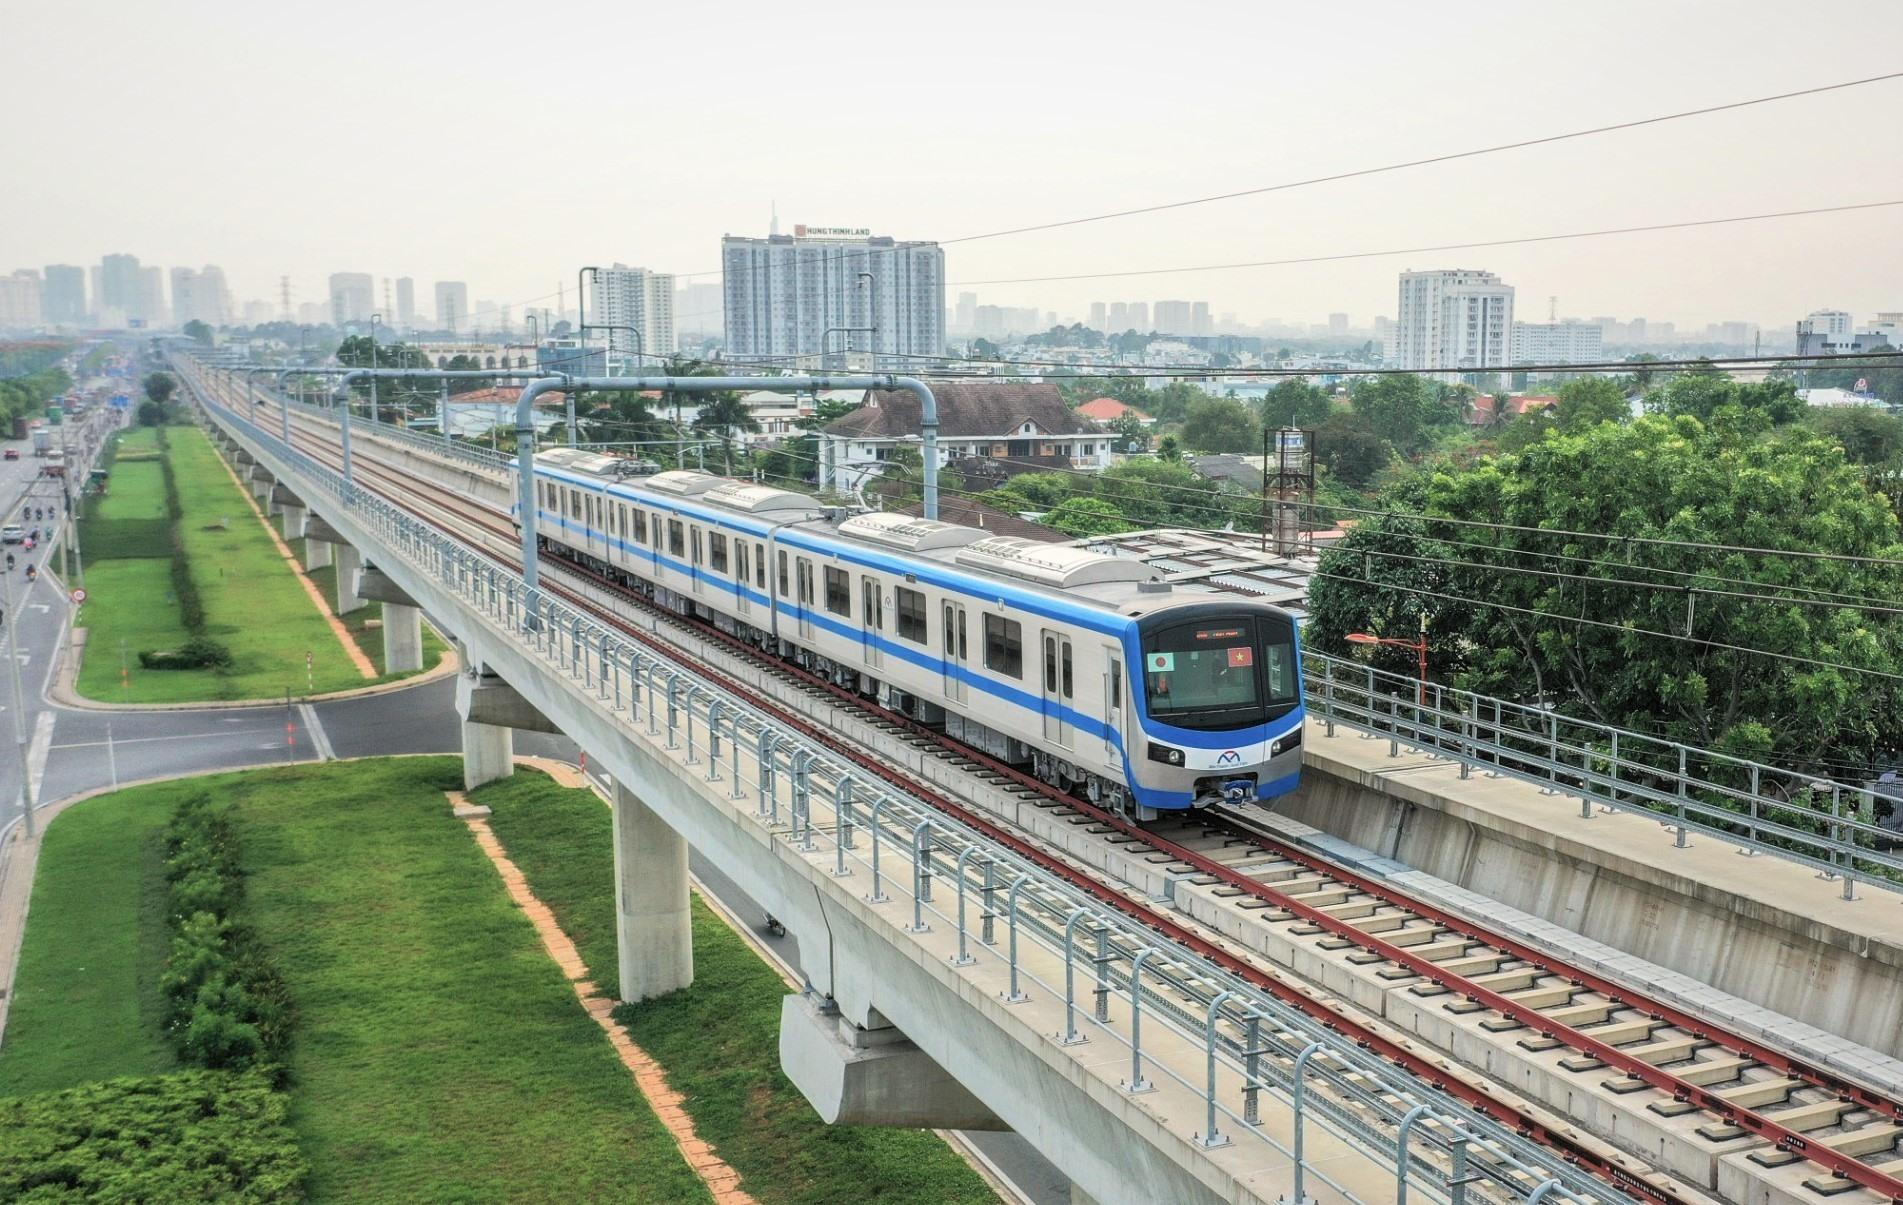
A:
[
  {"left": 73, "top": 424, "right": 397, "bottom": 703},
  {"left": 474, "top": 768, "right": 1000, "bottom": 1205},
  {"left": 0, "top": 759, "right": 714, "bottom": 1201}
]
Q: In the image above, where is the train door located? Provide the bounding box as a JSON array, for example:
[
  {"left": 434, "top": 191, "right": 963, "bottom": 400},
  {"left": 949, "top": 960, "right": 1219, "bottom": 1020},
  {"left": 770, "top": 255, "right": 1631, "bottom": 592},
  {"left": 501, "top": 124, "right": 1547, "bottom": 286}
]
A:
[
  {"left": 861, "top": 577, "right": 883, "bottom": 670},
  {"left": 795, "top": 559, "right": 815, "bottom": 640},
  {"left": 941, "top": 601, "right": 968, "bottom": 704},
  {"left": 689, "top": 528, "right": 703, "bottom": 596},
  {"left": 1102, "top": 648, "right": 1125, "bottom": 763},
  {"left": 1041, "top": 631, "right": 1074, "bottom": 747}
]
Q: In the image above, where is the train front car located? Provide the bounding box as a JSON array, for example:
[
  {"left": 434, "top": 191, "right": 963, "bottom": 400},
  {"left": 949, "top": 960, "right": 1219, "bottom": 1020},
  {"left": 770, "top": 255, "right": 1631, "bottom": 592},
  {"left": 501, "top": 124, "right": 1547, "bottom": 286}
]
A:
[{"left": 1126, "top": 601, "right": 1304, "bottom": 815}]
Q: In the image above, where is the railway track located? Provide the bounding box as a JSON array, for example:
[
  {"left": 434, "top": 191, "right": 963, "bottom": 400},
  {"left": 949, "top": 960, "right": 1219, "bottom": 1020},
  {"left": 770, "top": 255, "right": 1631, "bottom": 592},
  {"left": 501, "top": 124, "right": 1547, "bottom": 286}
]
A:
[{"left": 199, "top": 376, "right": 1903, "bottom": 1203}]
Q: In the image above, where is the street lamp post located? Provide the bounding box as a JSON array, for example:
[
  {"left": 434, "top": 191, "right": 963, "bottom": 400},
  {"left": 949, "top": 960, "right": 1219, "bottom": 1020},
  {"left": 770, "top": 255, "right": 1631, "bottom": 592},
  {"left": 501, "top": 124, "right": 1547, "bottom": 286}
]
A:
[
  {"left": 2, "top": 564, "right": 33, "bottom": 838},
  {"left": 367, "top": 313, "right": 383, "bottom": 424},
  {"left": 1344, "top": 613, "right": 1429, "bottom": 706}
]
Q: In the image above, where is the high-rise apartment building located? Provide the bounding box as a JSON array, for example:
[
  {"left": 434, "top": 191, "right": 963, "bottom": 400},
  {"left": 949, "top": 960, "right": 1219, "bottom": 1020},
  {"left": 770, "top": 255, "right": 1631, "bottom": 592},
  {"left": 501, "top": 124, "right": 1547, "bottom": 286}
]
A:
[
  {"left": 1107, "top": 302, "right": 1130, "bottom": 332},
  {"left": 1153, "top": 300, "right": 1193, "bottom": 334},
  {"left": 1328, "top": 312, "right": 1350, "bottom": 337},
  {"left": 1088, "top": 301, "right": 1107, "bottom": 331},
  {"left": 42, "top": 265, "right": 86, "bottom": 324},
  {"left": 329, "top": 272, "right": 374, "bottom": 326},
  {"left": 954, "top": 291, "right": 977, "bottom": 334},
  {"left": 138, "top": 266, "right": 168, "bottom": 327},
  {"left": 396, "top": 277, "right": 416, "bottom": 329},
  {"left": 676, "top": 281, "right": 723, "bottom": 341},
  {"left": 97, "top": 253, "right": 144, "bottom": 324},
  {"left": 590, "top": 264, "right": 676, "bottom": 359},
  {"left": 243, "top": 300, "right": 276, "bottom": 326},
  {"left": 1191, "top": 302, "right": 1212, "bottom": 337},
  {"left": 1129, "top": 301, "right": 1149, "bottom": 332},
  {"left": 170, "top": 265, "right": 230, "bottom": 326},
  {"left": 1510, "top": 320, "right": 1604, "bottom": 366},
  {"left": 1394, "top": 269, "right": 1515, "bottom": 377},
  {"left": 434, "top": 281, "right": 469, "bottom": 333},
  {"left": 722, "top": 226, "right": 944, "bottom": 367},
  {"left": 0, "top": 271, "right": 44, "bottom": 330}
]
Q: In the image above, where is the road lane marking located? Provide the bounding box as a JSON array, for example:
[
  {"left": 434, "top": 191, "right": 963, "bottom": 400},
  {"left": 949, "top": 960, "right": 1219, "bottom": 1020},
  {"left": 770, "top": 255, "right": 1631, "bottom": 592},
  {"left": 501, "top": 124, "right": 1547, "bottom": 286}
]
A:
[
  {"left": 50, "top": 729, "right": 280, "bottom": 748},
  {"left": 27, "top": 711, "right": 53, "bottom": 804},
  {"left": 299, "top": 704, "right": 335, "bottom": 761}
]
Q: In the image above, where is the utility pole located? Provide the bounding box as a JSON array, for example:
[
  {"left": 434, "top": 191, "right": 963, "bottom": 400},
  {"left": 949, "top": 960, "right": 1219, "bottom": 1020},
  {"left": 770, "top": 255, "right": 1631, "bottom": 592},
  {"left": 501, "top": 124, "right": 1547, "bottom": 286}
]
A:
[{"left": 2, "top": 565, "right": 34, "bottom": 838}]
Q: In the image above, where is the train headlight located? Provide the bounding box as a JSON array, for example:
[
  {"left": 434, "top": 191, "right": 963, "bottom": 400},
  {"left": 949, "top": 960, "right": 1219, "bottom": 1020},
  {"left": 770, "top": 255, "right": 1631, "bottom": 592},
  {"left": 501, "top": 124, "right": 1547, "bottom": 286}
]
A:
[{"left": 1146, "top": 741, "right": 1185, "bottom": 766}]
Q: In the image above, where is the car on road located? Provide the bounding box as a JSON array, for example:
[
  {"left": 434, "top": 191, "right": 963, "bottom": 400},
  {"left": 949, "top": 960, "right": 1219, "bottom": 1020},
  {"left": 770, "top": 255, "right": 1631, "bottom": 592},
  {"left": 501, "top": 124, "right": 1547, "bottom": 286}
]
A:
[
  {"left": 1, "top": 524, "right": 24, "bottom": 544},
  {"left": 2, "top": 448, "right": 17, "bottom": 460}
]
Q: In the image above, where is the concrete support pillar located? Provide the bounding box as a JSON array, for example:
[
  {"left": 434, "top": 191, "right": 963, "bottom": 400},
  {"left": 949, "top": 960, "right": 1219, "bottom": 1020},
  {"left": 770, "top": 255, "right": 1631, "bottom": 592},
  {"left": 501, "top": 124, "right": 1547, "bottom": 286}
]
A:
[
  {"left": 778, "top": 994, "right": 1006, "bottom": 1129},
  {"left": 611, "top": 777, "right": 694, "bottom": 1002},
  {"left": 334, "top": 543, "right": 363, "bottom": 614},
  {"left": 461, "top": 720, "right": 514, "bottom": 790},
  {"left": 304, "top": 536, "right": 332, "bottom": 570},
  {"left": 382, "top": 602, "right": 423, "bottom": 672},
  {"left": 281, "top": 502, "right": 308, "bottom": 541}
]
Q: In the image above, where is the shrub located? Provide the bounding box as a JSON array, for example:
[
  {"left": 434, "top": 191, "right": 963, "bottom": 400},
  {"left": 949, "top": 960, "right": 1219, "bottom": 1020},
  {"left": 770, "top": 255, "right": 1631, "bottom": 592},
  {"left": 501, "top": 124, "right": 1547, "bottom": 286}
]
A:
[
  {"left": 157, "top": 797, "right": 293, "bottom": 1078},
  {"left": 139, "top": 636, "right": 232, "bottom": 671},
  {"left": 0, "top": 1070, "right": 306, "bottom": 1201}
]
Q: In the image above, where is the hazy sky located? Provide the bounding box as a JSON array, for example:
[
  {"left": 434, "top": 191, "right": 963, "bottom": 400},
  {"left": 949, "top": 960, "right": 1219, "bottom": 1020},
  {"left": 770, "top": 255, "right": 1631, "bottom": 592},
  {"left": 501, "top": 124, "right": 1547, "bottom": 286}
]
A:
[{"left": 3, "top": 0, "right": 1898, "bottom": 331}]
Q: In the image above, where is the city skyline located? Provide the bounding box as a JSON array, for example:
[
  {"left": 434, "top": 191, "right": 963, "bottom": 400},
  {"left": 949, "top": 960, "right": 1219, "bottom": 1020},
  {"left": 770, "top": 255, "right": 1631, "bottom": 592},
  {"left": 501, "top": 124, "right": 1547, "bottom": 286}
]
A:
[{"left": 3, "top": 1, "right": 1897, "bottom": 335}]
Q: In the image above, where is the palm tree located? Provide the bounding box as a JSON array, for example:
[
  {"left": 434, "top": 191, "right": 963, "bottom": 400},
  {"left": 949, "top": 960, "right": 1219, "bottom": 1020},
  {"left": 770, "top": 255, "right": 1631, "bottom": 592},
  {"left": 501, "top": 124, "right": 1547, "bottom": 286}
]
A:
[
  {"left": 692, "top": 393, "right": 760, "bottom": 474},
  {"left": 580, "top": 391, "right": 665, "bottom": 450}
]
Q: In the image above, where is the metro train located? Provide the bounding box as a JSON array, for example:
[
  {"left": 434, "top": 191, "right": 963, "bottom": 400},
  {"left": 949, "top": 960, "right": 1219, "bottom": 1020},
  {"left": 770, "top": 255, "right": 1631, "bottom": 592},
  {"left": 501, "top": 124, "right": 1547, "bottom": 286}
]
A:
[{"left": 516, "top": 448, "right": 1305, "bottom": 818}]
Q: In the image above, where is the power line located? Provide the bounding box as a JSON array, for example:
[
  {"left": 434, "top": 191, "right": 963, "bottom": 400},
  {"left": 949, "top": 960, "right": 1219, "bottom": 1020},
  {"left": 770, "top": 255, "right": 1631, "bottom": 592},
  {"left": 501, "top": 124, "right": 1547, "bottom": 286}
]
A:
[
  {"left": 817, "top": 349, "right": 1903, "bottom": 379},
  {"left": 936, "top": 73, "right": 1903, "bottom": 245},
  {"left": 666, "top": 71, "right": 1903, "bottom": 279},
  {"left": 1310, "top": 568, "right": 1903, "bottom": 685},
  {"left": 944, "top": 200, "right": 1903, "bottom": 286}
]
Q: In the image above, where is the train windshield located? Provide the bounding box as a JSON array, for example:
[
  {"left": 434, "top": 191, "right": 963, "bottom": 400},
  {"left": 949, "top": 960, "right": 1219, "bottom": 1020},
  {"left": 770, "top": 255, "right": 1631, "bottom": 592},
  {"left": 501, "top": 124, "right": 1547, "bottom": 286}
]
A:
[{"left": 1140, "top": 614, "right": 1298, "bottom": 732}]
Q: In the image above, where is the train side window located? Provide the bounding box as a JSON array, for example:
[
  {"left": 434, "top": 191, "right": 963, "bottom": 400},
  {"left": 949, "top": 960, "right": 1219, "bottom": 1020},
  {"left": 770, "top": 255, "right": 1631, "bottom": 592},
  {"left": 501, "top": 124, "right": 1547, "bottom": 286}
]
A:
[
  {"left": 824, "top": 566, "right": 850, "bottom": 616},
  {"left": 709, "top": 532, "right": 728, "bottom": 573},
  {"left": 984, "top": 615, "right": 1022, "bottom": 679},
  {"left": 1043, "top": 635, "right": 1057, "bottom": 691},
  {"left": 631, "top": 508, "right": 646, "bottom": 544},
  {"left": 1061, "top": 643, "right": 1073, "bottom": 698},
  {"left": 667, "top": 519, "right": 684, "bottom": 557},
  {"left": 777, "top": 550, "right": 789, "bottom": 596},
  {"left": 895, "top": 587, "right": 926, "bottom": 643},
  {"left": 734, "top": 540, "right": 748, "bottom": 583},
  {"left": 1110, "top": 659, "right": 1122, "bottom": 709},
  {"left": 756, "top": 543, "right": 767, "bottom": 589},
  {"left": 862, "top": 578, "right": 882, "bottom": 629}
]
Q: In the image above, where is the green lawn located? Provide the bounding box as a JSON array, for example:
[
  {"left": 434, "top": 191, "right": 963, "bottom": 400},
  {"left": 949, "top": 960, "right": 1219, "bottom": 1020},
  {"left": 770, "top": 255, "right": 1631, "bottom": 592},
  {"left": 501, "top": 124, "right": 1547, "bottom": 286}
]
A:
[
  {"left": 73, "top": 424, "right": 431, "bottom": 703},
  {"left": 0, "top": 787, "right": 178, "bottom": 1095},
  {"left": 297, "top": 538, "right": 449, "bottom": 680},
  {"left": 475, "top": 770, "right": 999, "bottom": 1205},
  {"left": 0, "top": 759, "right": 712, "bottom": 1204}
]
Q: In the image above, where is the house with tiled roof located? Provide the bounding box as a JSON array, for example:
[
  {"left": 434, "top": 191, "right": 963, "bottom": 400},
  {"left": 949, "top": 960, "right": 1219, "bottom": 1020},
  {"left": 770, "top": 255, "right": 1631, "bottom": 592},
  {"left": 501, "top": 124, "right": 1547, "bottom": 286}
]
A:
[
  {"left": 817, "top": 382, "right": 1110, "bottom": 493},
  {"left": 1075, "top": 396, "right": 1155, "bottom": 426}
]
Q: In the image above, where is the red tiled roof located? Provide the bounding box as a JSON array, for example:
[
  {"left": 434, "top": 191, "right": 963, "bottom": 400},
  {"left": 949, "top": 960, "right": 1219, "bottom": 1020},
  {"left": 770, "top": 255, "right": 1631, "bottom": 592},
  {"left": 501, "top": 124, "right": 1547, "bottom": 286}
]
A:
[{"left": 1076, "top": 397, "right": 1153, "bottom": 422}]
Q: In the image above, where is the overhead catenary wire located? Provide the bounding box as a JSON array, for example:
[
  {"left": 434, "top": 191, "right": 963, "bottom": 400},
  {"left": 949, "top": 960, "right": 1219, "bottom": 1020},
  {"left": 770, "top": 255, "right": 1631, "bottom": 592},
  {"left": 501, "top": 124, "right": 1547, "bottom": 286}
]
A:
[
  {"left": 943, "top": 200, "right": 1903, "bottom": 287},
  {"left": 661, "top": 71, "right": 1903, "bottom": 280}
]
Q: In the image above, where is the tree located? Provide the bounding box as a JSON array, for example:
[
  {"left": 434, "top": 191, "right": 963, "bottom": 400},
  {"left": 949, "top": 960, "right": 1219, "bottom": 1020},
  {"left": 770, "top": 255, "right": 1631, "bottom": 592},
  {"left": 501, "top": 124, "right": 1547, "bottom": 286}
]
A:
[
  {"left": 1807, "top": 405, "right": 1903, "bottom": 466},
  {"left": 1043, "top": 496, "right": 1136, "bottom": 538},
  {"left": 579, "top": 392, "right": 665, "bottom": 447},
  {"left": 182, "top": 319, "right": 213, "bottom": 345},
  {"left": 1645, "top": 371, "right": 1803, "bottom": 426},
  {"left": 1551, "top": 376, "right": 1631, "bottom": 433},
  {"left": 1308, "top": 415, "right": 1903, "bottom": 773},
  {"left": 1110, "top": 413, "right": 1151, "bottom": 453},
  {"left": 691, "top": 393, "right": 761, "bottom": 473},
  {"left": 144, "top": 372, "right": 177, "bottom": 407},
  {"left": 1313, "top": 412, "right": 1391, "bottom": 487},
  {"left": 1179, "top": 395, "right": 1262, "bottom": 454},
  {"left": 1259, "top": 379, "right": 1334, "bottom": 430},
  {"left": 1156, "top": 434, "right": 1183, "bottom": 462},
  {"left": 1349, "top": 374, "right": 1461, "bottom": 455}
]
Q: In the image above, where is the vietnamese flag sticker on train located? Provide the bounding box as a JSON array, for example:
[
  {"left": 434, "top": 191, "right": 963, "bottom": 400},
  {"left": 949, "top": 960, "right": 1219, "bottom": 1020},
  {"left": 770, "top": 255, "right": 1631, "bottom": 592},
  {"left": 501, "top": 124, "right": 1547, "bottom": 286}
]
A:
[
  {"left": 1147, "top": 652, "right": 1175, "bottom": 673},
  {"left": 1227, "top": 647, "right": 1254, "bottom": 668}
]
